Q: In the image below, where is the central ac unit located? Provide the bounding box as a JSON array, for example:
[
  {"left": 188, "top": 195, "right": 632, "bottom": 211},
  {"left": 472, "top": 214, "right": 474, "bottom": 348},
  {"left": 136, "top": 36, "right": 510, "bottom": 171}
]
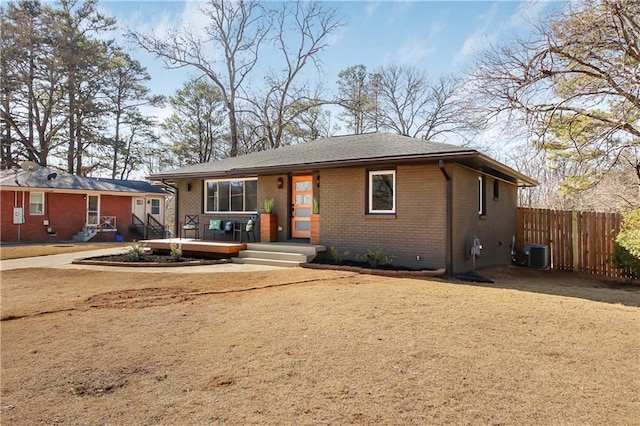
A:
[{"left": 523, "top": 244, "right": 549, "bottom": 269}]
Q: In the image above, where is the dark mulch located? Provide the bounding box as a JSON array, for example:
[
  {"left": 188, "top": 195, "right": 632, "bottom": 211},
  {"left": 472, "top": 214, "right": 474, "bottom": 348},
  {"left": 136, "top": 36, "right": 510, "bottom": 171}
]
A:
[
  {"left": 86, "top": 253, "right": 215, "bottom": 264},
  {"left": 312, "top": 258, "right": 429, "bottom": 272}
]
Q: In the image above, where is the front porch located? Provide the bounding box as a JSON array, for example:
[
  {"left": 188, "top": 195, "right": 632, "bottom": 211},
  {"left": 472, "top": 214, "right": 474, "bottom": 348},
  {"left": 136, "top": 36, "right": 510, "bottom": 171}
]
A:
[{"left": 143, "top": 238, "right": 325, "bottom": 266}]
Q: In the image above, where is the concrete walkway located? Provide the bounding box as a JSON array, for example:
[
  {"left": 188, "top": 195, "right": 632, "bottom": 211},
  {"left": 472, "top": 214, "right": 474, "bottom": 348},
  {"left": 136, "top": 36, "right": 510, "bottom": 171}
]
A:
[{"left": 0, "top": 247, "right": 284, "bottom": 273}]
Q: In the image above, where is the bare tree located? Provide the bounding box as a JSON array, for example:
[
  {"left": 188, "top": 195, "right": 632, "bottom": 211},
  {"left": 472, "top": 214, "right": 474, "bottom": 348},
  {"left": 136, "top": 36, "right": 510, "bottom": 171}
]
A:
[
  {"left": 129, "top": 0, "right": 269, "bottom": 158},
  {"left": 472, "top": 0, "right": 640, "bottom": 193},
  {"left": 243, "top": 0, "right": 342, "bottom": 149},
  {"left": 362, "top": 65, "right": 483, "bottom": 142}
]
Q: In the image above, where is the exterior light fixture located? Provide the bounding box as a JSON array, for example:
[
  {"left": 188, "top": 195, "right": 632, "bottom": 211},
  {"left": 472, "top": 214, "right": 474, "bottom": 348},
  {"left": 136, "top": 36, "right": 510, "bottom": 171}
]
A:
[{"left": 277, "top": 177, "right": 284, "bottom": 188}]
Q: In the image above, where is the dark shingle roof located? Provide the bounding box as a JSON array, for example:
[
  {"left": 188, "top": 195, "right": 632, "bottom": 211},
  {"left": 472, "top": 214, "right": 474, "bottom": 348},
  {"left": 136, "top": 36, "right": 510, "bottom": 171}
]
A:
[
  {"left": 150, "top": 133, "right": 477, "bottom": 179},
  {"left": 0, "top": 168, "right": 167, "bottom": 194}
]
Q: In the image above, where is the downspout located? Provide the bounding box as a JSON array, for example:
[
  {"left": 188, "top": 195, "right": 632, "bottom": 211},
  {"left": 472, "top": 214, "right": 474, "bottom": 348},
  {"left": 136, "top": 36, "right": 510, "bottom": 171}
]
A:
[
  {"left": 162, "top": 180, "right": 178, "bottom": 238},
  {"left": 439, "top": 160, "right": 453, "bottom": 276}
]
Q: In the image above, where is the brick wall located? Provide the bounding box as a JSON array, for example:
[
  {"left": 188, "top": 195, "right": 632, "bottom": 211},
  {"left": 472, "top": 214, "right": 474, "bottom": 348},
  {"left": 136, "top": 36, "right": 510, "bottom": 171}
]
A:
[
  {"left": 319, "top": 164, "right": 447, "bottom": 270},
  {"left": 450, "top": 164, "right": 517, "bottom": 273},
  {"left": 1, "top": 190, "right": 138, "bottom": 243}
]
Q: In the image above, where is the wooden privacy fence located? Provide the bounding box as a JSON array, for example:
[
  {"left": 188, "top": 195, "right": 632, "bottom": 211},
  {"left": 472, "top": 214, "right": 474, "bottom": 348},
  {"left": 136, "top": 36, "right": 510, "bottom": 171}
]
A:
[{"left": 516, "top": 208, "right": 626, "bottom": 279}]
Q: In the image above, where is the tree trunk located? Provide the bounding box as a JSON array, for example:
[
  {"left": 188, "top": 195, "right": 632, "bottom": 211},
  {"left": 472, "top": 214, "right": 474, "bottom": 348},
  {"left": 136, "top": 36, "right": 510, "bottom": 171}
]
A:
[{"left": 67, "top": 71, "right": 76, "bottom": 173}]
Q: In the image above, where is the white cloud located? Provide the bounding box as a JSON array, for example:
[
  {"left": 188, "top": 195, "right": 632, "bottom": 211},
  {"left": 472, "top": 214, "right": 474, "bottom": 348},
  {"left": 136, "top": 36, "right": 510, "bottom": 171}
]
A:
[
  {"left": 365, "top": 1, "right": 380, "bottom": 17},
  {"left": 452, "top": 3, "right": 498, "bottom": 64},
  {"left": 397, "top": 36, "right": 436, "bottom": 64}
]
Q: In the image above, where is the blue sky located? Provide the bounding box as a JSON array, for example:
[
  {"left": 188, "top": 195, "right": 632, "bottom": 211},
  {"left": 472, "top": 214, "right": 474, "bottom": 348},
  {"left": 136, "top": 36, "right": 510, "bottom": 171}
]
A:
[{"left": 99, "top": 0, "right": 562, "bottom": 125}]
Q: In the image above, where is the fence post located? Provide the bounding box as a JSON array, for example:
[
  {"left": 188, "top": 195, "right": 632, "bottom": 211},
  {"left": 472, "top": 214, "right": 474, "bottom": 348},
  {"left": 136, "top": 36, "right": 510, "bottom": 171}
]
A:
[{"left": 571, "top": 210, "right": 580, "bottom": 272}]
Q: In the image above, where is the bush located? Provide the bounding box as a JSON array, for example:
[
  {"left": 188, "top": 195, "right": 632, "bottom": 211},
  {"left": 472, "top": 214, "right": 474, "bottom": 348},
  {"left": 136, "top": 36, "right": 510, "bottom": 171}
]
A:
[
  {"left": 612, "top": 244, "right": 640, "bottom": 280},
  {"left": 169, "top": 241, "right": 183, "bottom": 262},
  {"left": 613, "top": 209, "right": 640, "bottom": 279},
  {"left": 127, "top": 242, "right": 148, "bottom": 262},
  {"left": 357, "top": 248, "right": 395, "bottom": 268},
  {"left": 616, "top": 209, "right": 640, "bottom": 258},
  {"left": 330, "top": 247, "right": 349, "bottom": 264}
]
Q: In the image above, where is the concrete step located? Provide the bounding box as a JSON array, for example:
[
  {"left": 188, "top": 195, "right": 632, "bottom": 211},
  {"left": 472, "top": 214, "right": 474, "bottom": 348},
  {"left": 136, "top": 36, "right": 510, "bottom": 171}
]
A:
[
  {"left": 232, "top": 257, "right": 303, "bottom": 268},
  {"left": 239, "top": 250, "right": 310, "bottom": 263},
  {"left": 72, "top": 228, "right": 97, "bottom": 242},
  {"left": 246, "top": 243, "right": 325, "bottom": 256},
  {"left": 234, "top": 243, "right": 326, "bottom": 268}
]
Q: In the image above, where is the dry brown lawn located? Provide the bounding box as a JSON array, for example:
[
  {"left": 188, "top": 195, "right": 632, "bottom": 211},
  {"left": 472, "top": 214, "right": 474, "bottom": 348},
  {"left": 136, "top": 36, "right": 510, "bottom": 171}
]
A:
[
  {"left": 1, "top": 263, "right": 639, "bottom": 425},
  {"left": 0, "top": 243, "right": 125, "bottom": 260}
]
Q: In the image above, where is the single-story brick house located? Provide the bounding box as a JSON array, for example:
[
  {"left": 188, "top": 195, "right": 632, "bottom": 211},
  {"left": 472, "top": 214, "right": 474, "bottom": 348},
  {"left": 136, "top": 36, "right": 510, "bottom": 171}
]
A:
[
  {"left": 1, "top": 167, "right": 168, "bottom": 243},
  {"left": 149, "top": 133, "right": 536, "bottom": 273}
]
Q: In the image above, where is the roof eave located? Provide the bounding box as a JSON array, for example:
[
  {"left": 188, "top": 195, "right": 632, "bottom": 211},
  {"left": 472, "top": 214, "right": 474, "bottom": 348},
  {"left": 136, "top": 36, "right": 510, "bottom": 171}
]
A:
[{"left": 148, "top": 150, "right": 480, "bottom": 181}]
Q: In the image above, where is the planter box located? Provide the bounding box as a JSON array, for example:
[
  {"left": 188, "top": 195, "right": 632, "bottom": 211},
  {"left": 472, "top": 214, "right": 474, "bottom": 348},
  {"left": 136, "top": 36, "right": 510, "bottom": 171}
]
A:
[
  {"left": 310, "top": 214, "right": 320, "bottom": 245},
  {"left": 260, "top": 213, "right": 278, "bottom": 242}
]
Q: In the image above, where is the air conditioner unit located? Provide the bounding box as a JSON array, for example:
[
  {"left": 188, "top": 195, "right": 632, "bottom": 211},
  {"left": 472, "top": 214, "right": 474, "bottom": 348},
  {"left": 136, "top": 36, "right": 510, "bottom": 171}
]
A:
[{"left": 523, "top": 244, "right": 549, "bottom": 269}]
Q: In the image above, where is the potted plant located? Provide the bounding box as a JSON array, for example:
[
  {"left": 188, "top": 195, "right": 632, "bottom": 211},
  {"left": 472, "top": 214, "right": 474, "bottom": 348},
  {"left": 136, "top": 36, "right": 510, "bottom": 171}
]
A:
[
  {"left": 260, "top": 198, "right": 278, "bottom": 242},
  {"left": 310, "top": 197, "right": 320, "bottom": 245}
]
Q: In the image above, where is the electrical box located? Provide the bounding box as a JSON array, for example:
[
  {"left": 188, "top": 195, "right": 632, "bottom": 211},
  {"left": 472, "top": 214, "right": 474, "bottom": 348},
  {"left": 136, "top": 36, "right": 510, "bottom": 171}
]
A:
[{"left": 13, "top": 207, "right": 25, "bottom": 224}]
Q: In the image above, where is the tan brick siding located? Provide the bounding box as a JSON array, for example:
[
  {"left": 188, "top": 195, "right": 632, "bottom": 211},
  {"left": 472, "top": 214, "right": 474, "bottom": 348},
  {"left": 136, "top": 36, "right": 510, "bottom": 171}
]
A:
[
  {"left": 171, "top": 163, "right": 519, "bottom": 273},
  {"left": 320, "top": 164, "right": 447, "bottom": 270},
  {"left": 257, "top": 174, "right": 289, "bottom": 241},
  {"left": 450, "top": 164, "right": 517, "bottom": 273}
]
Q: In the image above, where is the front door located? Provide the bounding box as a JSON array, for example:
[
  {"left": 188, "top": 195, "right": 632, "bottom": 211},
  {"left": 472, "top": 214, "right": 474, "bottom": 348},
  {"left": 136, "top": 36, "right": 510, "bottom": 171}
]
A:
[
  {"left": 291, "top": 175, "right": 313, "bottom": 239},
  {"left": 87, "top": 195, "right": 100, "bottom": 227},
  {"left": 133, "top": 197, "right": 146, "bottom": 219}
]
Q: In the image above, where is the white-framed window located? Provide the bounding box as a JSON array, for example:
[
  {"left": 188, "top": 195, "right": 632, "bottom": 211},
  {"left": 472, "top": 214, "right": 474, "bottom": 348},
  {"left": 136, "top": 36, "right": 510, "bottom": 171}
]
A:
[
  {"left": 478, "top": 175, "right": 487, "bottom": 216},
  {"left": 150, "top": 198, "right": 161, "bottom": 215},
  {"left": 204, "top": 178, "right": 258, "bottom": 213},
  {"left": 368, "top": 170, "right": 396, "bottom": 214},
  {"left": 29, "top": 192, "right": 44, "bottom": 215}
]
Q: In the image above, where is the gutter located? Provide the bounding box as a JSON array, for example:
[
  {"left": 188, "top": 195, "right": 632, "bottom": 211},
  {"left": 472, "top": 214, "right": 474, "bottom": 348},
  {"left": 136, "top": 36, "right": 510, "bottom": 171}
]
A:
[{"left": 439, "top": 160, "right": 453, "bottom": 276}]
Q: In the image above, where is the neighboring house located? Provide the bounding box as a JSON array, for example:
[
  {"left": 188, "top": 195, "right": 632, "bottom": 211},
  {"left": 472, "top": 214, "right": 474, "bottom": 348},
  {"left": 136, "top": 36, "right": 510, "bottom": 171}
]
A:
[
  {"left": 149, "top": 133, "right": 537, "bottom": 274},
  {"left": 1, "top": 167, "right": 168, "bottom": 243}
]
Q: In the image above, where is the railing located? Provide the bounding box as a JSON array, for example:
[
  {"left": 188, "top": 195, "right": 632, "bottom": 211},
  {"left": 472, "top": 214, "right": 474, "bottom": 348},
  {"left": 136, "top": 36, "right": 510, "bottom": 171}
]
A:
[
  {"left": 131, "top": 213, "right": 147, "bottom": 238},
  {"left": 146, "top": 213, "right": 165, "bottom": 238},
  {"left": 99, "top": 216, "right": 117, "bottom": 230}
]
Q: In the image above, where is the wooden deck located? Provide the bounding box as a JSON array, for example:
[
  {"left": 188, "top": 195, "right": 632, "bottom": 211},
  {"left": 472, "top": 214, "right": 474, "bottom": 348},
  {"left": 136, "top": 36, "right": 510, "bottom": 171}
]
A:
[{"left": 144, "top": 238, "right": 246, "bottom": 256}]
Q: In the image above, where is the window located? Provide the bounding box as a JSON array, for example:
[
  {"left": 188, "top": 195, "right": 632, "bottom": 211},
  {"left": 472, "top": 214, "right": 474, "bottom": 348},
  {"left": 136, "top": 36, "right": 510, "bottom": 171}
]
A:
[
  {"left": 478, "top": 175, "right": 486, "bottom": 216},
  {"left": 205, "top": 178, "right": 258, "bottom": 213},
  {"left": 29, "top": 192, "right": 44, "bottom": 215},
  {"left": 369, "top": 170, "right": 396, "bottom": 214},
  {"left": 151, "top": 199, "right": 160, "bottom": 215},
  {"left": 493, "top": 179, "right": 499, "bottom": 200}
]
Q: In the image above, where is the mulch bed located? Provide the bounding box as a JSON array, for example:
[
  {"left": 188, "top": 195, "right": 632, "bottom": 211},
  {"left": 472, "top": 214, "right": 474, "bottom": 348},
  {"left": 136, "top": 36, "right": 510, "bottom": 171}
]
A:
[
  {"left": 303, "top": 259, "right": 446, "bottom": 277},
  {"left": 73, "top": 253, "right": 230, "bottom": 267}
]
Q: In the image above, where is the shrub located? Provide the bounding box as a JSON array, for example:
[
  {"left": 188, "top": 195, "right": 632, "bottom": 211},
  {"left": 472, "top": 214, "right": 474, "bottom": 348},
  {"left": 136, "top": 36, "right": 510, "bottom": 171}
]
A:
[
  {"left": 313, "top": 198, "right": 320, "bottom": 214},
  {"left": 357, "top": 248, "right": 395, "bottom": 268},
  {"left": 612, "top": 244, "right": 640, "bottom": 280},
  {"left": 169, "top": 241, "right": 183, "bottom": 262},
  {"left": 613, "top": 208, "right": 640, "bottom": 279},
  {"left": 127, "top": 242, "right": 148, "bottom": 262},
  {"left": 330, "top": 247, "right": 349, "bottom": 264},
  {"left": 616, "top": 208, "right": 640, "bottom": 258}
]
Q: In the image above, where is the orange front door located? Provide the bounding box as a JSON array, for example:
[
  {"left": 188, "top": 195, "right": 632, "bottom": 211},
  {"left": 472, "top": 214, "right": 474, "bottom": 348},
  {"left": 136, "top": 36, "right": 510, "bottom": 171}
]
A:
[{"left": 291, "top": 175, "right": 313, "bottom": 239}]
